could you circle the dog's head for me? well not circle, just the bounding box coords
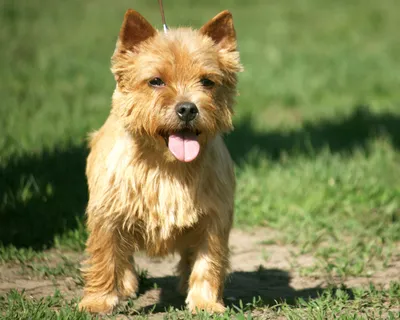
[111,10,242,162]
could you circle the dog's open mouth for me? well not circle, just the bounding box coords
[161,129,201,162]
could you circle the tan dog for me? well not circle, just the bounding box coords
[79,9,242,314]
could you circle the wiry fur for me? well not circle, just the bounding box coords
[79,9,242,314]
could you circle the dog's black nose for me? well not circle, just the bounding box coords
[175,102,198,122]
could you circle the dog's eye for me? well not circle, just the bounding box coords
[200,78,215,88]
[149,78,165,87]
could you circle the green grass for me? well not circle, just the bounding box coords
[236,138,400,277]
[1,284,399,319]
[21,254,81,280]
[1,0,400,318]
[0,290,94,320]
[279,282,400,320]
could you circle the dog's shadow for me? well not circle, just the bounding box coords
[136,268,330,313]
[0,145,88,249]
[226,105,400,164]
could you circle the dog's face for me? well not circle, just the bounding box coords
[111,10,242,162]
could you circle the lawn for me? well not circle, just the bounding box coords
[0,0,399,319]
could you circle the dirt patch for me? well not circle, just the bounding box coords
[1,228,399,315]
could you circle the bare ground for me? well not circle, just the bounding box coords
[1,228,399,316]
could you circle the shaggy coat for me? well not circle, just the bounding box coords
[79,9,242,314]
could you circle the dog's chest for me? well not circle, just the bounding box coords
[103,133,229,241]
[108,158,204,236]
[136,169,202,228]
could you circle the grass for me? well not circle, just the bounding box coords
[21,255,81,280]
[279,282,400,320]
[1,284,399,319]
[0,290,93,320]
[236,138,400,277]
[1,0,400,318]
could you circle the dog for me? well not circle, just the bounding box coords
[79,8,242,314]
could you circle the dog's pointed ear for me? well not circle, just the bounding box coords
[200,10,236,51]
[117,9,156,51]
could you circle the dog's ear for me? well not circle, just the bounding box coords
[200,10,236,51]
[117,9,156,51]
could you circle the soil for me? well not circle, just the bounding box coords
[1,228,399,317]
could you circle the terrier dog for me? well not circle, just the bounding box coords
[79,8,242,314]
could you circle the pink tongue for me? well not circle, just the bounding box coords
[168,131,200,162]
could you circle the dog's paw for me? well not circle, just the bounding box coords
[79,293,119,314]
[119,269,139,299]
[190,302,226,314]
[186,297,226,314]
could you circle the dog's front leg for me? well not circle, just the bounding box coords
[79,225,138,314]
[185,227,230,313]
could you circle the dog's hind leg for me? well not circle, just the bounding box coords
[177,248,195,296]
[117,254,139,299]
